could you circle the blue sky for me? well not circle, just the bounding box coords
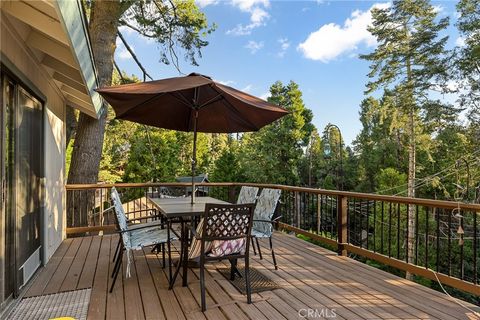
[115,0,461,146]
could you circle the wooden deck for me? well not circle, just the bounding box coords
[23,232,479,320]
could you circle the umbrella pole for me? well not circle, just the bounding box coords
[191,110,198,204]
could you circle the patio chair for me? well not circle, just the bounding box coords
[110,187,177,293]
[194,203,254,311]
[110,187,167,264]
[187,186,259,261]
[236,186,260,255]
[251,188,282,270]
[236,186,259,205]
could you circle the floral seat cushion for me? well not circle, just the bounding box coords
[209,238,246,257]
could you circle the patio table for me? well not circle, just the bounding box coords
[148,196,229,288]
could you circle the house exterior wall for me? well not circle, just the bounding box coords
[1,15,66,263]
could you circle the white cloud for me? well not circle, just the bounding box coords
[117,48,131,60]
[231,0,269,12]
[297,2,390,63]
[242,84,253,92]
[277,38,290,57]
[432,5,444,14]
[118,25,134,35]
[456,36,466,47]
[195,0,219,8]
[245,40,264,54]
[226,0,270,36]
[116,43,134,60]
[259,92,270,100]
[216,79,236,86]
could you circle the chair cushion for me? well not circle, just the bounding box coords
[252,188,281,237]
[129,227,176,250]
[237,186,259,205]
[251,228,270,238]
[209,238,246,257]
[188,219,212,260]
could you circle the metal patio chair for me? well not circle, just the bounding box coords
[109,187,177,293]
[194,203,254,311]
[250,188,282,270]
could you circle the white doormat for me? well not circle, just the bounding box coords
[6,289,91,320]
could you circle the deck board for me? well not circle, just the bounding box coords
[273,234,472,320]
[24,238,72,298]
[20,232,478,320]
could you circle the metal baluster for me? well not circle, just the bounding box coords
[381,201,384,254]
[397,203,401,259]
[415,206,419,265]
[436,208,441,273]
[474,209,478,284]
[406,204,409,263]
[448,207,452,276]
[366,199,370,250]
[388,202,392,258]
[373,200,377,253]
[425,207,429,269]
[460,211,464,280]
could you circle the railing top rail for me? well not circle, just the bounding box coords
[65,182,480,211]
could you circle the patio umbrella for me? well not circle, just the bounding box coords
[97,73,289,203]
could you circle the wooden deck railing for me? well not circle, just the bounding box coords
[65,182,479,296]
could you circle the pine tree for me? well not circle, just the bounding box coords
[239,81,314,185]
[456,0,480,122]
[361,0,450,279]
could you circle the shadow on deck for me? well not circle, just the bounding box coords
[22,232,479,320]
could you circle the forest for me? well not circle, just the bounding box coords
[67,0,480,205]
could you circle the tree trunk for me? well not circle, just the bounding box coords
[65,105,77,147]
[406,108,416,280]
[405,50,416,280]
[67,0,123,228]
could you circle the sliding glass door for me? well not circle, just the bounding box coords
[0,71,43,300]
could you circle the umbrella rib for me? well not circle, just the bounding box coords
[199,93,223,109]
[116,92,167,118]
[210,85,260,131]
[169,91,194,109]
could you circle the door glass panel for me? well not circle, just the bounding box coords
[16,87,42,276]
[2,76,15,299]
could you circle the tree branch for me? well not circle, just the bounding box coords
[117,30,154,81]
[114,60,126,83]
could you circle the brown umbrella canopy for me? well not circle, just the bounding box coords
[97,73,288,203]
[96,73,289,133]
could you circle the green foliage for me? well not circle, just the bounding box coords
[455,0,480,122]
[239,81,314,185]
[376,168,407,195]
[119,0,216,67]
[210,141,245,183]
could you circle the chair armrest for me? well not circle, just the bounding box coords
[127,214,162,222]
[253,219,275,224]
[253,215,282,224]
[116,223,163,233]
[128,220,163,230]
[126,208,156,214]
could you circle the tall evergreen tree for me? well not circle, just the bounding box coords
[239,81,314,185]
[361,0,450,278]
[455,0,480,123]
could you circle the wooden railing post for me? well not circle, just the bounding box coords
[337,195,348,256]
[228,185,236,203]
